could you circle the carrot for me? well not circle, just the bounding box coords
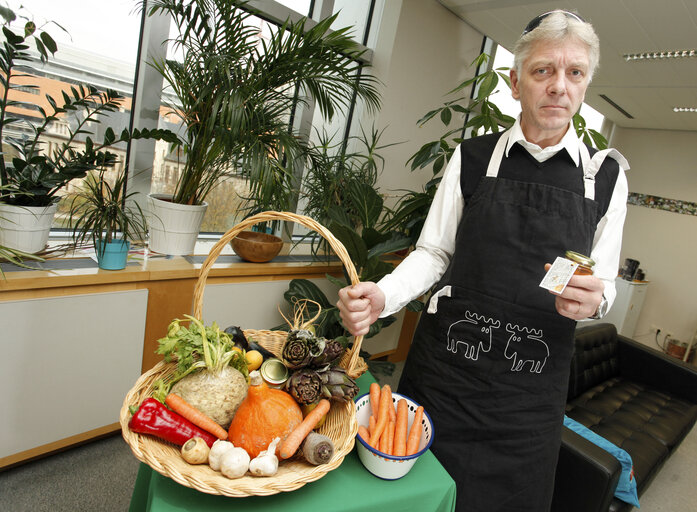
[388,400,397,423]
[367,415,377,447]
[406,405,424,456]
[369,385,392,446]
[387,420,395,455]
[280,399,331,459]
[358,425,371,443]
[393,398,408,456]
[379,423,389,453]
[165,393,228,440]
[369,382,380,420]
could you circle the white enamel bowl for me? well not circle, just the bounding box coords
[354,391,434,480]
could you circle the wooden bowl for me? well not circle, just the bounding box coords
[230,230,283,262]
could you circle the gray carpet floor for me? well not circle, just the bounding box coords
[1,361,695,511]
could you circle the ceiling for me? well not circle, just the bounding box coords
[438,0,697,132]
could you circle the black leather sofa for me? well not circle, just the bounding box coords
[551,323,697,512]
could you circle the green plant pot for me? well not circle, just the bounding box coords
[97,240,131,270]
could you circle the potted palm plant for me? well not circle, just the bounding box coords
[67,168,148,270]
[0,6,177,254]
[144,0,381,255]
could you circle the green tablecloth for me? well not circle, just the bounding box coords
[129,372,456,512]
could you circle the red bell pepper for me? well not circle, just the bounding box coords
[129,398,217,447]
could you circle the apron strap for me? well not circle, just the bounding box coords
[427,285,452,314]
[582,147,629,200]
[485,130,512,178]
[484,129,628,201]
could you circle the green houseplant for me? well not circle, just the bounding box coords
[0,6,176,254]
[67,168,148,270]
[276,128,422,341]
[143,0,381,254]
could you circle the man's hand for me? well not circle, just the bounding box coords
[544,263,605,320]
[336,282,386,336]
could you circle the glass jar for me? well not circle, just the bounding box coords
[565,251,595,275]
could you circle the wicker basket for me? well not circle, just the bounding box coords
[120,211,368,496]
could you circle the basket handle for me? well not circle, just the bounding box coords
[192,211,364,374]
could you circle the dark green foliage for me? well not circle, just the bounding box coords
[67,167,148,248]
[145,0,381,209]
[0,7,179,207]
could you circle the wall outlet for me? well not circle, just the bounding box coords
[650,324,662,333]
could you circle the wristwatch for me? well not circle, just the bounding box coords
[590,295,608,319]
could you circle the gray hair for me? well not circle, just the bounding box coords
[512,11,600,81]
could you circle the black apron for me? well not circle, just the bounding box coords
[398,131,626,512]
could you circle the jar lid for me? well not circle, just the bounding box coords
[260,358,289,385]
[565,250,595,268]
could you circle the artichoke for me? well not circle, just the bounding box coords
[317,366,359,402]
[282,332,325,369]
[286,368,323,405]
[287,329,315,342]
[311,337,347,367]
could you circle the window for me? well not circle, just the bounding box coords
[2,1,381,239]
[145,1,381,235]
[3,0,141,231]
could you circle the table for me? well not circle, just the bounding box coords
[128,373,456,512]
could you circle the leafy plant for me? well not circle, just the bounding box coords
[301,126,395,251]
[67,167,148,249]
[145,0,381,210]
[0,7,178,207]
[277,129,423,340]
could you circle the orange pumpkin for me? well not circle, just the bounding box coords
[228,371,303,458]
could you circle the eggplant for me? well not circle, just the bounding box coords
[248,341,275,360]
[224,325,249,351]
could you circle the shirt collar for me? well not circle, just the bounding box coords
[505,116,581,166]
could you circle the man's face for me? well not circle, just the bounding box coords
[510,38,591,146]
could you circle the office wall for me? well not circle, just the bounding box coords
[610,126,697,348]
[361,0,485,209]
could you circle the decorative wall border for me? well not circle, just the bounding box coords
[628,192,697,216]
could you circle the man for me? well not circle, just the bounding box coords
[337,11,628,512]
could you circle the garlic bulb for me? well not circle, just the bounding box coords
[249,437,280,477]
[220,446,251,479]
[208,439,234,471]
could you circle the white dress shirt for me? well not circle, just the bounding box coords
[378,118,629,317]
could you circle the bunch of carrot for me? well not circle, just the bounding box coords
[356,382,424,457]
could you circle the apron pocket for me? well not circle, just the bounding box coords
[420,284,575,400]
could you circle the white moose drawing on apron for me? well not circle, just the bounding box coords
[504,323,549,373]
[446,310,500,360]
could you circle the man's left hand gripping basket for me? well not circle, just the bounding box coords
[120,211,368,496]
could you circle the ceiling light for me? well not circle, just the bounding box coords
[673,107,697,113]
[623,49,697,61]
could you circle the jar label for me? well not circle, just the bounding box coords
[539,256,578,294]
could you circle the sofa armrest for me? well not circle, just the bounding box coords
[617,335,697,403]
[551,426,622,512]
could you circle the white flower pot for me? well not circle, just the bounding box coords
[148,194,208,256]
[0,202,58,254]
